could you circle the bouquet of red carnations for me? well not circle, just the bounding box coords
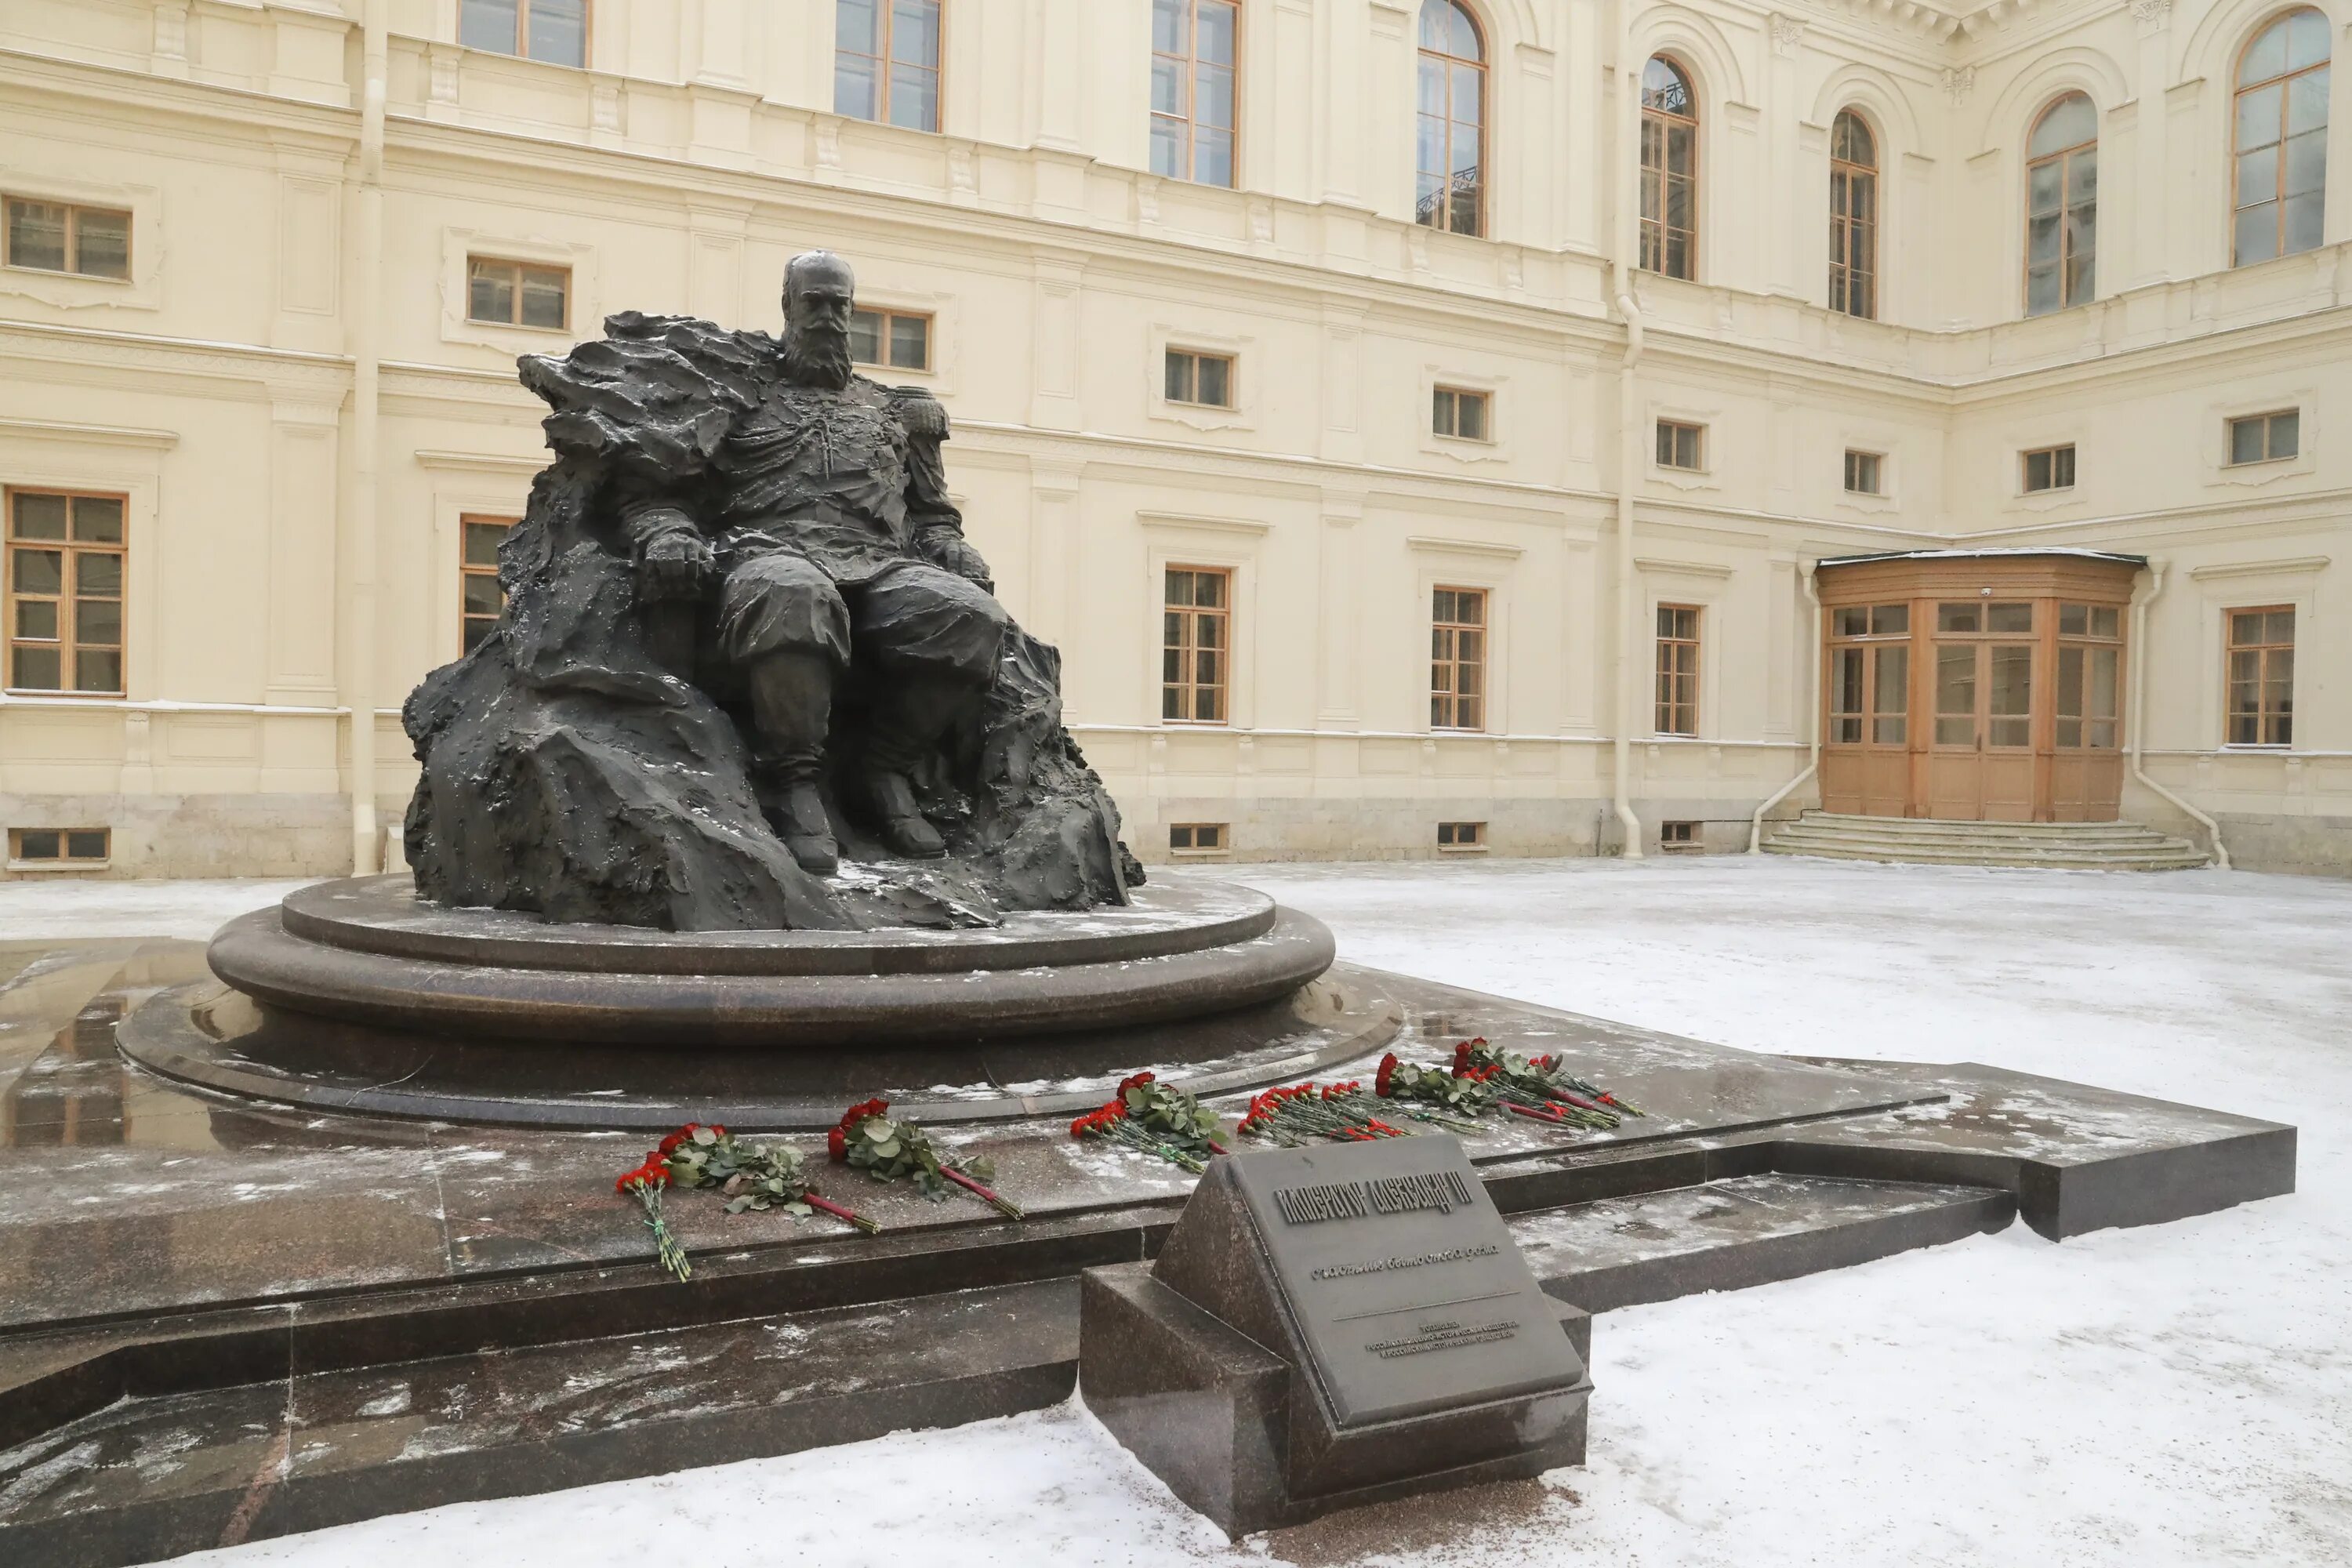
[830,1098,1023,1218]
[1237,1081,1415,1145]
[658,1121,880,1232]
[1071,1071,1225,1172]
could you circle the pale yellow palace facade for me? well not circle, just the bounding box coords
[0,0,2346,879]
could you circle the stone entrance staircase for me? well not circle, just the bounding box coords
[1760,811,2212,870]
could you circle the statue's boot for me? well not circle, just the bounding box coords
[747,651,840,876]
[861,676,968,858]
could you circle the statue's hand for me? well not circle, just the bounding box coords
[636,530,714,601]
[916,526,993,593]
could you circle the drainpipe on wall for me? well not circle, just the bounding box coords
[2129,558,2230,869]
[347,1,388,875]
[1610,17,1645,861]
[1748,561,1821,851]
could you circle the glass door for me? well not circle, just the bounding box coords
[1821,601,1911,816]
[1926,601,2037,820]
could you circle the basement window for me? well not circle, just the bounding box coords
[1661,820,1700,849]
[9,827,108,867]
[1436,820,1486,851]
[1169,822,1227,855]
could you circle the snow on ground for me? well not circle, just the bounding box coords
[21,856,2347,1566]
[0,878,316,942]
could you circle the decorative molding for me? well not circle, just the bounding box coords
[1407,535,1523,559]
[2130,0,2174,23]
[2187,555,2330,580]
[413,448,549,474]
[0,416,181,450]
[1138,510,1272,536]
[1769,16,1806,56]
[1941,66,1976,103]
[1636,556,1739,579]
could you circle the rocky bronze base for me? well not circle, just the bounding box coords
[118,874,1375,1130]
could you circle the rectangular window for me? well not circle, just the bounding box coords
[461,516,516,654]
[1827,601,1908,747]
[1432,387,1490,441]
[836,0,942,132]
[9,827,110,866]
[2227,409,2300,466]
[2227,607,2296,746]
[1656,419,1704,471]
[3,198,131,280]
[849,307,933,371]
[1168,822,1227,853]
[2021,443,2076,493]
[1430,586,1486,731]
[1436,821,1486,850]
[7,489,125,695]
[1150,0,1238,188]
[1165,349,1234,408]
[1655,604,1700,736]
[1660,820,1700,848]
[459,0,588,67]
[1162,566,1230,723]
[466,257,570,330]
[1843,449,1883,495]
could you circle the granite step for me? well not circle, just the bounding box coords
[1762,811,2209,870]
[0,1173,2010,1566]
[1509,1171,2016,1313]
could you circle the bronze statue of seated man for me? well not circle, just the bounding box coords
[612,251,1005,874]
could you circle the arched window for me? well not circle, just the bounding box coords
[1639,56,1697,279]
[1829,110,1878,318]
[2234,9,2331,266]
[1416,1,1486,237]
[2024,93,2096,316]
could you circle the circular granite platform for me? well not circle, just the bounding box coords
[118,874,1395,1131]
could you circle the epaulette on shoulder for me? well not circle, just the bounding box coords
[886,383,950,440]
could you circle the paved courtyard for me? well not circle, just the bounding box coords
[3,855,2346,1566]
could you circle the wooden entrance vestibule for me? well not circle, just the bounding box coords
[1815,550,2145,822]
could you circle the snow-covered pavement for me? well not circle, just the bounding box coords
[14,857,2347,1566]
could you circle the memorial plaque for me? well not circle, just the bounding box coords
[1226,1136,1581,1427]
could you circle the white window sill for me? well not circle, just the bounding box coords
[7,860,109,873]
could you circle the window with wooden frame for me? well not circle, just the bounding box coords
[1164,348,1233,408]
[9,828,108,866]
[466,257,569,330]
[1432,386,1489,441]
[461,516,516,654]
[2024,93,2097,316]
[2021,443,2075,493]
[1436,820,1486,850]
[1162,566,1231,724]
[1414,0,1486,237]
[3,198,130,281]
[1430,586,1486,731]
[2233,9,2330,267]
[2227,606,2295,746]
[2056,602,2122,750]
[1150,0,1238,188]
[1656,419,1703,471]
[1844,449,1884,495]
[1655,604,1700,736]
[849,307,932,372]
[459,0,589,67]
[2228,408,2300,466]
[1639,56,1699,279]
[6,490,124,695]
[1828,110,1878,319]
[1168,822,1227,853]
[1827,602,1909,746]
[1660,820,1700,848]
[836,0,942,133]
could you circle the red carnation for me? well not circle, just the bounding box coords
[658,1127,691,1157]
[1452,1040,1472,1074]
[1375,1053,1399,1097]
[1118,1071,1156,1094]
[828,1126,848,1162]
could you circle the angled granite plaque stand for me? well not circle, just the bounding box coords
[1079,1138,1592,1534]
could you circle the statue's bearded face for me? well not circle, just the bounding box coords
[782,258,856,390]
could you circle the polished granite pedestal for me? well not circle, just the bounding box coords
[0,934,2297,1567]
